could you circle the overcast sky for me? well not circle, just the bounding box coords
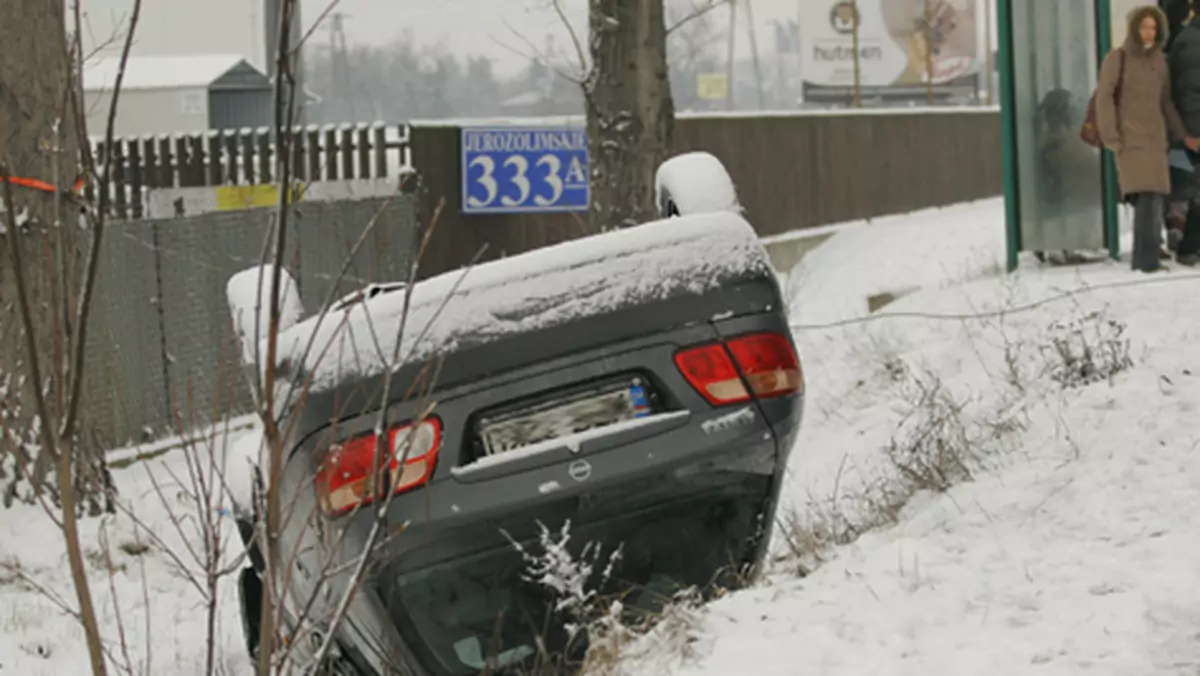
[78,0,999,81]
[304,0,816,76]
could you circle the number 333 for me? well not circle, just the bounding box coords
[467,154,579,208]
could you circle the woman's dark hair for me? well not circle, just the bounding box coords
[1165,1,1188,51]
[1168,0,1190,24]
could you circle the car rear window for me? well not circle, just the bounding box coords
[380,544,583,675]
[376,480,770,674]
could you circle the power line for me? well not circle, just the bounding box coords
[788,270,1200,332]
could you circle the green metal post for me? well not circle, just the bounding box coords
[1096,0,1120,260]
[998,0,1021,272]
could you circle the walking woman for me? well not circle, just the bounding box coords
[1096,5,1197,272]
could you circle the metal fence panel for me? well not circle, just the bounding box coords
[84,195,418,446]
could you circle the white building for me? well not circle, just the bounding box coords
[83,54,272,137]
[73,0,306,126]
[74,0,297,76]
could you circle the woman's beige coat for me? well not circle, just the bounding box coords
[1096,5,1189,196]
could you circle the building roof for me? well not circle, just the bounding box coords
[83,54,261,92]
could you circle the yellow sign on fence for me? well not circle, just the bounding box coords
[214,184,302,211]
[696,73,729,100]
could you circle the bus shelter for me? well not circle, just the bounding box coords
[998,0,1119,271]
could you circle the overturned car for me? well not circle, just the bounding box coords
[227,158,802,675]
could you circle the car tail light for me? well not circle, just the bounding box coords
[674,332,803,406]
[724,332,804,399]
[316,417,442,516]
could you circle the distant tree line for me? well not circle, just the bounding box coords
[304,7,732,125]
[304,30,584,124]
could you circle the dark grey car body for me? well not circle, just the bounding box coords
[235,217,804,676]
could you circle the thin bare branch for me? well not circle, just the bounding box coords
[668,0,730,36]
[98,521,137,676]
[61,0,143,442]
[12,450,65,529]
[0,560,128,670]
[275,179,410,416]
[1,164,107,675]
[113,490,207,599]
[550,0,589,76]
[492,22,584,85]
[295,0,343,54]
[258,0,301,670]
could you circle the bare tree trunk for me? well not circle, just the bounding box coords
[586,0,676,230]
[0,0,141,671]
[0,0,102,508]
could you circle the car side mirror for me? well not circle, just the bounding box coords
[226,265,305,367]
[654,151,741,219]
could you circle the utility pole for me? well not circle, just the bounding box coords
[924,0,935,105]
[851,0,862,107]
[329,12,357,121]
[726,0,737,110]
[744,0,766,109]
[985,0,994,106]
[773,20,788,108]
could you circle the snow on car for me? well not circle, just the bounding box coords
[655,151,742,218]
[225,206,804,675]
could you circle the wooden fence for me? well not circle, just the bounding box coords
[407,109,1003,279]
[87,122,412,219]
[91,111,1002,279]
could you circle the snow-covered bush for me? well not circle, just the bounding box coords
[1038,309,1133,388]
[503,520,707,674]
[505,520,623,635]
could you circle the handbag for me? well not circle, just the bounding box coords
[1080,48,1126,148]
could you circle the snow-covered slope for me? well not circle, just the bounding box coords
[6,198,1198,675]
[625,200,1200,675]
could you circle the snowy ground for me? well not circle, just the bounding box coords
[4,197,1200,675]
[0,426,255,675]
[626,199,1200,674]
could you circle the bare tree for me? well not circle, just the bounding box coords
[509,1,734,229]
[0,0,144,672]
[0,0,78,499]
[584,0,676,230]
[667,2,727,111]
[0,0,80,201]
[0,0,118,511]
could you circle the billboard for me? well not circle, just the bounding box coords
[800,0,982,99]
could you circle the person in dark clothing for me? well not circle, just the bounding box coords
[1163,0,1194,255]
[1167,0,1200,264]
[1166,0,1191,52]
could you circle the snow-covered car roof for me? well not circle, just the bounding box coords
[269,210,772,391]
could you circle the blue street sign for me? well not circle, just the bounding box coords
[460,126,589,214]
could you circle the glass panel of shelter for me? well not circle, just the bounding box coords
[1011,0,1106,253]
